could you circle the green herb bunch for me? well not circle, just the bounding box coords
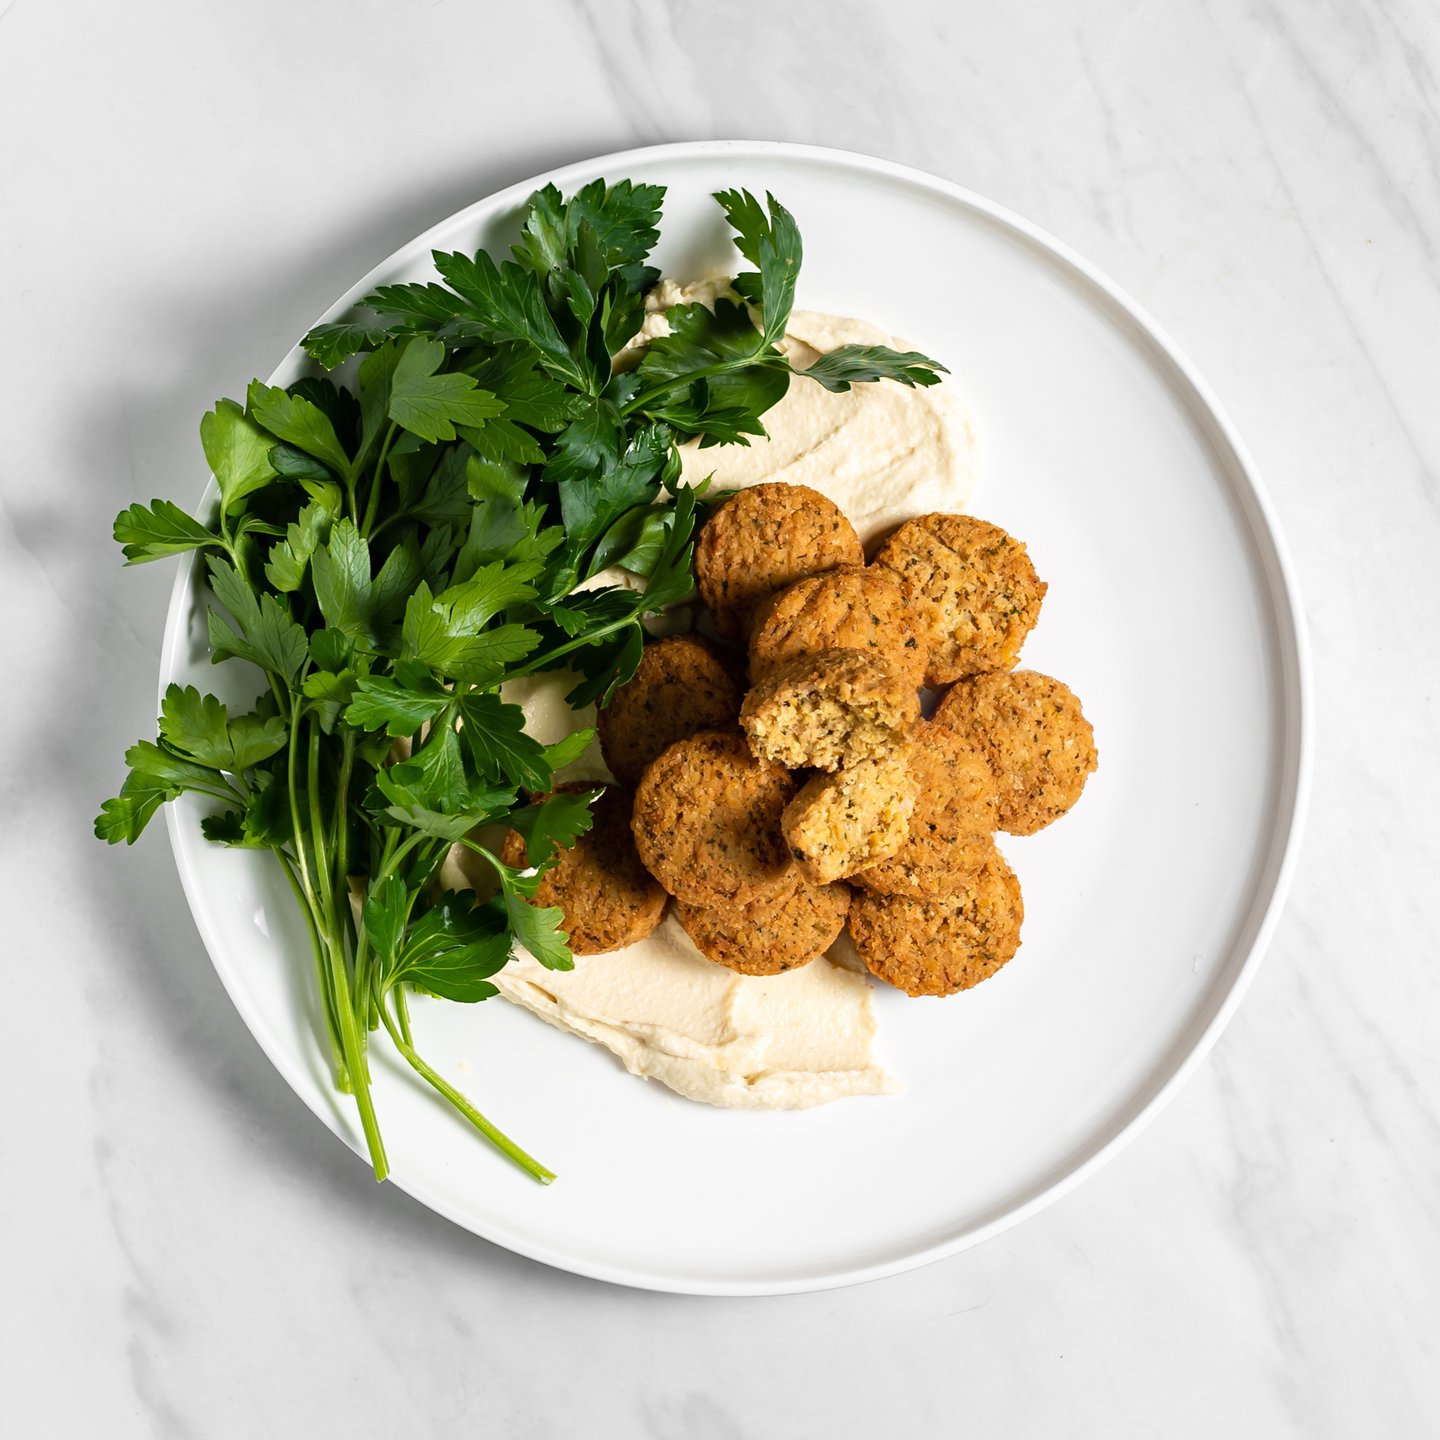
[97,182,945,1184]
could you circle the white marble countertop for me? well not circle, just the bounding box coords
[2,0,1437,1433]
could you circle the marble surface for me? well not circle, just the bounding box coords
[2,0,1437,1433]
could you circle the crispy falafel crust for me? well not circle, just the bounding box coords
[873,513,1046,686]
[852,723,998,897]
[849,847,1024,996]
[675,868,852,975]
[598,635,743,788]
[935,669,1098,835]
[499,784,668,955]
[630,729,798,907]
[694,482,864,640]
[747,564,925,685]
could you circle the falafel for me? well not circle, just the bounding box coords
[934,669,1098,835]
[849,846,1024,996]
[675,867,851,975]
[740,647,920,772]
[630,730,798,907]
[852,724,998,897]
[747,564,925,686]
[598,634,743,788]
[781,749,918,884]
[694,482,864,640]
[873,513,1046,685]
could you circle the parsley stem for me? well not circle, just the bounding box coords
[306,721,330,919]
[378,999,553,1185]
[332,730,355,897]
[374,828,432,886]
[503,614,648,682]
[353,828,399,1033]
[283,698,384,1173]
[284,710,351,1089]
[188,782,250,806]
[360,422,398,535]
[394,984,414,1048]
[324,921,389,1181]
[285,697,322,942]
[617,352,778,416]
[277,850,346,1086]
[306,719,371,1098]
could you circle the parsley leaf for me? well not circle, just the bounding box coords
[714,188,802,348]
[371,742,516,840]
[456,691,551,792]
[540,727,597,773]
[388,337,506,443]
[568,178,665,268]
[113,499,221,565]
[366,281,475,328]
[311,519,373,641]
[204,555,308,685]
[248,381,356,481]
[373,889,512,1003]
[264,496,338,593]
[438,558,542,628]
[588,504,672,577]
[802,344,948,392]
[541,397,623,485]
[489,857,573,972]
[158,684,288,772]
[465,345,581,433]
[633,299,790,445]
[400,582,540,683]
[432,248,596,393]
[95,769,181,844]
[201,398,278,512]
[557,422,668,553]
[302,320,397,370]
[345,660,451,737]
[200,770,294,849]
[505,788,599,867]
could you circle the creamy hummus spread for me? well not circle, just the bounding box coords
[491,919,895,1109]
[463,284,982,1110]
[630,278,982,543]
[680,309,979,542]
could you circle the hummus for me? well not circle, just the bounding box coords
[491,918,896,1109]
[464,289,982,1110]
[680,309,980,544]
[629,279,982,544]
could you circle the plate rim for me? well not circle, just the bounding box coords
[160,138,1314,1296]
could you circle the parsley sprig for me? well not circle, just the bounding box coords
[98,183,945,1184]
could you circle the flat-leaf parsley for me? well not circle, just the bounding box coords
[98,183,945,1184]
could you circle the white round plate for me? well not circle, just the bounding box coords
[162,141,1310,1295]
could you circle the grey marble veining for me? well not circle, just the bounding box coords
[3,0,1439,1435]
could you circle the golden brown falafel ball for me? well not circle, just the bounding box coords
[848,846,1024,996]
[747,564,925,686]
[694,482,865,640]
[499,784,668,955]
[740,648,919,772]
[852,724,998,897]
[597,635,744,788]
[873,513,1046,685]
[781,749,918,885]
[934,669,1098,836]
[630,730,798,907]
[675,868,851,976]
